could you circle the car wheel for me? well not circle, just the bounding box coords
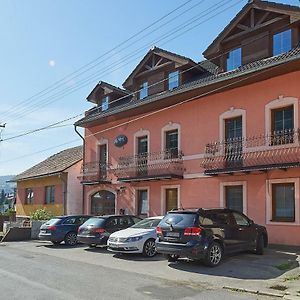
[204,241,223,267]
[52,241,61,245]
[64,232,77,246]
[254,235,264,255]
[143,239,156,257]
[167,254,179,262]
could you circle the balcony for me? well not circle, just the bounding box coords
[201,129,300,176]
[115,149,184,182]
[79,162,112,185]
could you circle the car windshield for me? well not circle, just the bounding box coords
[161,213,197,227]
[44,218,62,226]
[82,217,106,227]
[131,218,161,229]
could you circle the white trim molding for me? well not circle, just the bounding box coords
[160,184,181,215]
[266,178,300,226]
[220,181,247,215]
[265,96,299,137]
[133,129,150,156]
[219,108,246,143]
[135,186,150,216]
[161,122,181,152]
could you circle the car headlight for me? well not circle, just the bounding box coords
[125,236,144,242]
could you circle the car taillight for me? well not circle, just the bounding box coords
[48,225,56,231]
[156,226,162,234]
[184,227,202,236]
[92,228,105,234]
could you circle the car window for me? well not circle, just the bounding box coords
[131,218,162,229]
[63,217,77,225]
[44,218,62,226]
[106,217,119,228]
[132,217,142,224]
[119,216,132,227]
[76,217,89,225]
[83,217,106,227]
[232,212,249,226]
[201,212,231,226]
[161,213,197,227]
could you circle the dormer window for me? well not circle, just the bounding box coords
[168,71,179,90]
[227,47,242,71]
[101,96,109,111]
[273,29,292,56]
[139,82,148,100]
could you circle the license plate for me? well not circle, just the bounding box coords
[40,230,46,234]
[165,232,180,238]
[109,243,118,248]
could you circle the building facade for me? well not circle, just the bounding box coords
[14,146,83,216]
[75,1,300,245]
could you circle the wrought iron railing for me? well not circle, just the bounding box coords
[115,149,184,180]
[202,129,300,173]
[80,161,111,182]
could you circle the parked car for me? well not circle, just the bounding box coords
[39,215,92,246]
[77,215,142,247]
[155,208,268,267]
[107,216,163,257]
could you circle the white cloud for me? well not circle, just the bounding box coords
[48,60,56,67]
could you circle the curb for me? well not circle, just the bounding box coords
[223,286,284,298]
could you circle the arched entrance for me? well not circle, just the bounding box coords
[91,190,115,215]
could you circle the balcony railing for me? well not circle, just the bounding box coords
[115,149,184,182]
[201,129,300,175]
[79,162,112,184]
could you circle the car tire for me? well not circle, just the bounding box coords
[64,232,77,246]
[254,235,264,255]
[204,241,223,267]
[167,254,179,262]
[143,239,157,257]
[52,241,61,245]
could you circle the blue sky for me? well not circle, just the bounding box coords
[0,0,298,175]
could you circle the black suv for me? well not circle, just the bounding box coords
[155,208,268,267]
[77,215,142,247]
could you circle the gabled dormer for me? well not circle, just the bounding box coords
[123,47,206,99]
[86,81,130,112]
[203,0,300,71]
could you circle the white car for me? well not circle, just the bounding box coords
[107,216,163,257]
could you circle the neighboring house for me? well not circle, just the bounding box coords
[13,146,83,217]
[75,1,300,245]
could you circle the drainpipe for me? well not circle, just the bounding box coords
[59,173,67,215]
[74,125,85,214]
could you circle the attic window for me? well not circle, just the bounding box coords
[101,96,109,111]
[227,47,242,71]
[168,71,179,90]
[273,29,292,56]
[139,82,148,100]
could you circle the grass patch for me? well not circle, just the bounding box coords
[275,261,294,271]
[284,274,300,282]
[269,285,288,291]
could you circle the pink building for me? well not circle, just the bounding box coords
[75,1,300,245]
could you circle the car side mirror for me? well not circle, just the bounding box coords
[249,219,254,226]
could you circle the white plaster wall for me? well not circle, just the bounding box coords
[65,160,83,215]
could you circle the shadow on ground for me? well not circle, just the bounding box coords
[168,248,299,280]
[113,253,166,262]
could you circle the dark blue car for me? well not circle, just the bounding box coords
[39,215,92,246]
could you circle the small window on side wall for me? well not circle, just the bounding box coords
[45,186,55,204]
[139,82,148,100]
[25,188,34,204]
[227,48,242,71]
[168,71,179,90]
[101,96,109,111]
[165,129,179,158]
[273,29,292,56]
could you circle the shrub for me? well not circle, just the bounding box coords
[31,208,53,221]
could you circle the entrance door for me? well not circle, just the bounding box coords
[99,144,107,179]
[137,136,148,176]
[165,188,178,212]
[91,190,115,215]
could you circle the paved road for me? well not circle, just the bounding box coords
[0,242,279,300]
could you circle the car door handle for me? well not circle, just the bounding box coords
[238,228,244,231]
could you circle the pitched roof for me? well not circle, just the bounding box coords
[75,46,300,127]
[122,46,201,88]
[203,0,300,58]
[13,146,83,181]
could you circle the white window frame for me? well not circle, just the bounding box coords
[135,186,150,216]
[266,178,300,226]
[220,181,247,215]
[161,122,181,153]
[133,129,150,156]
[161,185,180,215]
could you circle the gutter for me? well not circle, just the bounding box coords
[74,125,86,214]
[59,173,68,215]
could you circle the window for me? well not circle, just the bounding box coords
[232,212,249,226]
[63,217,77,225]
[165,188,178,212]
[201,212,232,225]
[225,185,243,213]
[165,129,178,158]
[271,105,294,145]
[45,186,55,204]
[101,96,109,111]
[227,47,242,71]
[25,188,34,204]
[273,29,292,56]
[99,144,107,178]
[119,216,133,227]
[272,183,295,222]
[168,71,179,90]
[137,189,148,215]
[139,82,148,100]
